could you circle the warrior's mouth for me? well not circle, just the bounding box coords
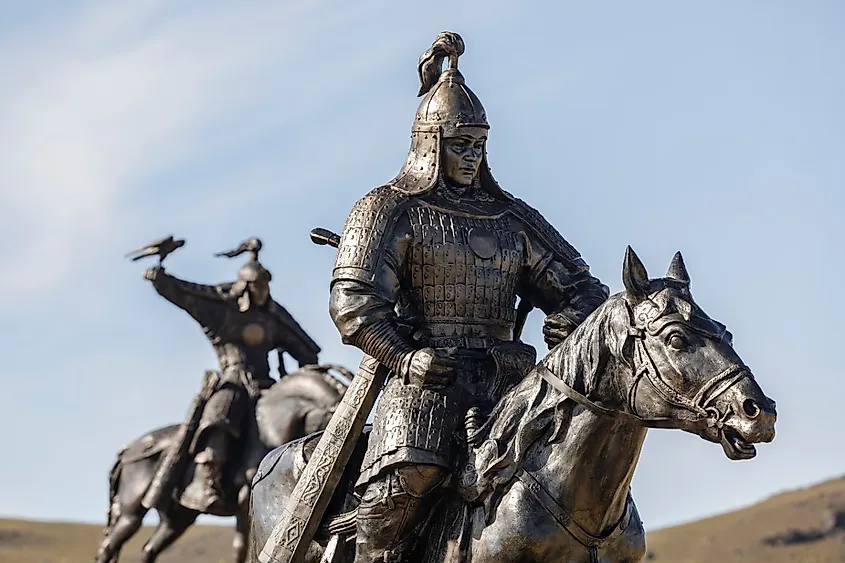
[720,427,757,460]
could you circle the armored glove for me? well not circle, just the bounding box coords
[542,311,579,349]
[349,320,456,388]
[399,347,457,388]
[143,265,163,281]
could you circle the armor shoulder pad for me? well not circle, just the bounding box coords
[332,185,411,284]
[506,194,590,273]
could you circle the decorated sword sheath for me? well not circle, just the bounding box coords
[258,355,388,563]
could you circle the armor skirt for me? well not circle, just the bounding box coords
[357,342,536,490]
[191,380,249,452]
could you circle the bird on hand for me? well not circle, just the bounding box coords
[125,235,185,265]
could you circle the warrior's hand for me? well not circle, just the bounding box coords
[401,347,457,388]
[143,266,163,281]
[543,312,578,349]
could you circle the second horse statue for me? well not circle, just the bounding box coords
[96,237,351,563]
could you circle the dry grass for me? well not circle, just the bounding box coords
[3,476,845,562]
[646,476,845,562]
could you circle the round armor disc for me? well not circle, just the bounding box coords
[242,323,266,346]
[468,227,498,260]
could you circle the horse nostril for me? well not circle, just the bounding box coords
[743,399,761,419]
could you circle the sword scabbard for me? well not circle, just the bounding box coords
[258,355,388,563]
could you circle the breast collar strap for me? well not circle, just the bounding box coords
[516,466,632,559]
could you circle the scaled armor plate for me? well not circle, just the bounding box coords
[405,203,522,340]
[332,185,412,284]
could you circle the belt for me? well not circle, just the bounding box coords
[427,335,499,349]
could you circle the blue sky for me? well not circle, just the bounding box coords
[1,0,843,532]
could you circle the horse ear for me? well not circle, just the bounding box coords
[622,246,649,301]
[666,251,690,284]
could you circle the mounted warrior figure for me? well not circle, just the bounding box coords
[254,31,609,563]
[139,236,321,513]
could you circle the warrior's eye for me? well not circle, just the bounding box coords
[668,333,687,350]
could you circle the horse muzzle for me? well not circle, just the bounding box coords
[707,376,777,461]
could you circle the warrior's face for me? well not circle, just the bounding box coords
[248,280,270,307]
[441,127,487,187]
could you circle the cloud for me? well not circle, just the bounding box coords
[0,0,372,310]
[0,0,523,314]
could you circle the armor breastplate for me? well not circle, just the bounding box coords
[405,202,523,342]
[213,309,277,379]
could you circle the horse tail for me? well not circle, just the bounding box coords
[105,445,126,531]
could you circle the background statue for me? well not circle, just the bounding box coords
[96,364,350,563]
[95,236,338,563]
[143,235,321,511]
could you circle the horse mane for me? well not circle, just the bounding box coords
[474,295,632,482]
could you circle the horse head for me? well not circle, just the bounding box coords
[607,246,777,460]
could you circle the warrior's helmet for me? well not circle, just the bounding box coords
[390,31,505,198]
[215,237,272,310]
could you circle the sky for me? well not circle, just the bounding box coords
[0,0,843,533]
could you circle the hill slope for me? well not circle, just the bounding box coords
[2,476,845,562]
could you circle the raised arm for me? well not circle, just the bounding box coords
[144,266,227,331]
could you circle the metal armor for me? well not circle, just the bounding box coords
[147,267,320,510]
[326,31,609,562]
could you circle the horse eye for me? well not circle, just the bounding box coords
[668,334,686,350]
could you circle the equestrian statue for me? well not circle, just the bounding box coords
[96,236,350,563]
[248,32,778,563]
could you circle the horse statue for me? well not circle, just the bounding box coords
[247,248,777,563]
[95,363,351,563]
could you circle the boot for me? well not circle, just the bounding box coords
[195,450,224,505]
[180,439,228,512]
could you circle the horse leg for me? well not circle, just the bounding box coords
[233,509,251,563]
[95,507,146,563]
[95,455,157,563]
[138,505,198,563]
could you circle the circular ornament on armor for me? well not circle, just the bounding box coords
[242,323,266,346]
[468,227,498,260]
[459,463,479,488]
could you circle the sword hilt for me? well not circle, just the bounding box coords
[310,228,340,249]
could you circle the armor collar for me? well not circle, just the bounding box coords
[418,179,511,218]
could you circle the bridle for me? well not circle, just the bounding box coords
[536,307,755,432]
[523,304,756,560]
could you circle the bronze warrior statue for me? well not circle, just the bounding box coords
[250,31,778,563]
[96,237,353,563]
[141,236,321,511]
[326,32,609,562]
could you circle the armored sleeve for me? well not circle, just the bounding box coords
[511,199,610,326]
[329,187,417,374]
[269,301,321,367]
[149,269,227,333]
